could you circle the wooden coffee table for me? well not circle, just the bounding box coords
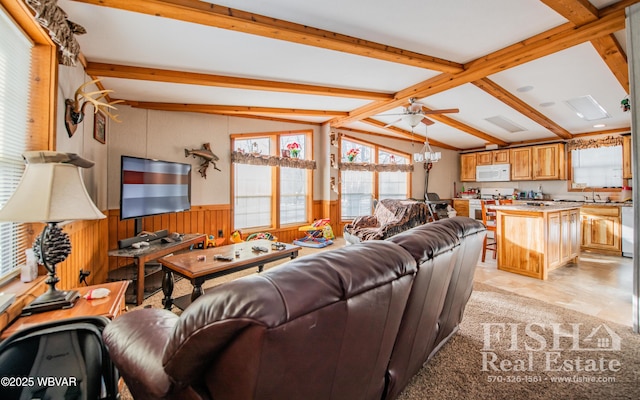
[159,240,300,310]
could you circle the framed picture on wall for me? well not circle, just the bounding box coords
[93,111,106,144]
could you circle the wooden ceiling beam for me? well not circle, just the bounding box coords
[539,0,599,24]
[420,113,510,147]
[331,8,626,127]
[123,101,346,116]
[472,78,572,139]
[85,62,393,100]
[333,127,426,146]
[214,113,323,126]
[590,35,629,92]
[70,0,463,73]
[361,118,459,150]
[542,0,629,92]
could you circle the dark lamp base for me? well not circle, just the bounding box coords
[21,289,80,316]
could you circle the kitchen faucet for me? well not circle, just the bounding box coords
[582,186,595,202]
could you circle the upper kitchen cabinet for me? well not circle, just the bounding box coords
[532,143,565,180]
[476,151,493,165]
[623,135,632,179]
[460,153,477,182]
[510,147,532,181]
[476,150,509,165]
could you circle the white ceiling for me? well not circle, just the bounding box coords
[57,0,634,150]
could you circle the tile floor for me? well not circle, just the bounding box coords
[474,251,634,326]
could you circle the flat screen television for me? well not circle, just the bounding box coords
[120,155,192,221]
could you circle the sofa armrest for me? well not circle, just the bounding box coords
[103,308,180,400]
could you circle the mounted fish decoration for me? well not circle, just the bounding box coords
[185,143,220,178]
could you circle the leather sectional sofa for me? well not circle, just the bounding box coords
[103,216,485,400]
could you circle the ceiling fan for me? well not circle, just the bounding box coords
[379,98,459,128]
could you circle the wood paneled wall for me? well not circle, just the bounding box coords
[107,204,232,271]
[44,201,344,286]
[30,218,110,290]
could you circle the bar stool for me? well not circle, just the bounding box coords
[481,200,498,261]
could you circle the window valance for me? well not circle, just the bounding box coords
[231,151,316,170]
[566,136,624,151]
[338,162,414,173]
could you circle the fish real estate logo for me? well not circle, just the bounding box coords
[481,323,622,375]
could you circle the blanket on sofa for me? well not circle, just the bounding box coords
[344,199,429,242]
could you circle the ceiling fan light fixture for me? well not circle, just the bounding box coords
[406,114,424,128]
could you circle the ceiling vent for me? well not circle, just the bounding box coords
[485,116,526,133]
[564,95,610,121]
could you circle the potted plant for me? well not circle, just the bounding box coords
[346,148,359,162]
[287,142,301,158]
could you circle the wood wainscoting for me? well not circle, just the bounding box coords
[37,218,110,290]
[107,200,341,274]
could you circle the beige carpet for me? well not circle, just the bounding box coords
[119,242,640,399]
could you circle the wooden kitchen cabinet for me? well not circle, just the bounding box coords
[452,199,469,218]
[532,143,565,180]
[493,149,509,164]
[510,147,532,180]
[476,151,493,165]
[580,205,621,255]
[476,150,509,166]
[496,205,580,280]
[460,153,476,182]
[623,135,632,179]
[561,209,580,264]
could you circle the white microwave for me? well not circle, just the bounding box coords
[476,164,510,182]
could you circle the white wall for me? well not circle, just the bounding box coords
[107,106,323,209]
[55,65,109,211]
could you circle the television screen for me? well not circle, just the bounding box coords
[120,155,191,220]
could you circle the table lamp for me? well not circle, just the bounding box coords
[0,151,106,315]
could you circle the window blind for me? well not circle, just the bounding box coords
[0,7,33,281]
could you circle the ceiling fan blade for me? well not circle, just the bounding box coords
[421,108,460,115]
[384,117,403,127]
[422,117,435,125]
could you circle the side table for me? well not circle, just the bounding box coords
[1,281,129,340]
[108,234,206,305]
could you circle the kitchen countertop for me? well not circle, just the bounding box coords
[491,203,582,212]
[453,198,632,207]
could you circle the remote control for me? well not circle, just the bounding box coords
[252,246,269,253]
[214,255,234,261]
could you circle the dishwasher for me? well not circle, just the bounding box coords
[622,206,633,258]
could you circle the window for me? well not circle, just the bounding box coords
[570,145,623,189]
[233,131,312,230]
[378,150,409,199]
[340,138,411,220]
[280,134,308,224]
[341,140,374,219]
[0,7,32,282]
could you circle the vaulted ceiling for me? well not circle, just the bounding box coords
[59,0,637,151]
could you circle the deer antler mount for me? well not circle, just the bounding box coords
[65,78,123,137]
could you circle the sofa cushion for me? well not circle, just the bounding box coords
[386,223,459,262]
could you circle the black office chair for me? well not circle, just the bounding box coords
[0,316,119,400]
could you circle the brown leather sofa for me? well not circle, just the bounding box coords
[384,217,486,399]
[103,217,485,400]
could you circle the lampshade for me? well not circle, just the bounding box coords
[0,153,105,223]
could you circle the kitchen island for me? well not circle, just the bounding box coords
[492,203,581,280]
